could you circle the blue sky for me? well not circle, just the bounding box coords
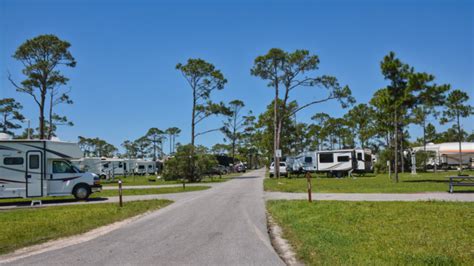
[0,0,473,152]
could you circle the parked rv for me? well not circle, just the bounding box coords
[134,159,156,175]
[412,142,474,169]
[286,148,374,177]
[0,136,101,200]
[72,157,131,179]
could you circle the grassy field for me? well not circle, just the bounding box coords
[264,171,474,193]
[0,186,210,205]
[101,172,239,186]
[267,200,474,265]
[0,200,171,255]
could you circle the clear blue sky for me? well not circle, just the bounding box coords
[1,0,473,152]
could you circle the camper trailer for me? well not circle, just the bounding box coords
[72,157,129,178]
[0,136,101,200]
[286,148,373,177]
[134,159,156,175]
[317,149,357,177]
[354,148,374,173]
[412,142,474,169]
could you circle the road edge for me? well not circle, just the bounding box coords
[266,211,303,266]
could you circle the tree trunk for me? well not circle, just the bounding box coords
[274,82,280,178]
[400,128,404,173]
[153,136,157,161]
[169,134,172,155]
[190,85,196,181]
[394,111,399,182]
[422,109,427,171]
[47,91,53,140]
[457,112,463,172]
[232,111,237,166]
[39,79,48,140]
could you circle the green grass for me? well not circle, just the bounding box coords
[0,186,210,205]
[102,173,238,186]
[264,171,474,193]
[0,199,171,255]
[267,200,474,265]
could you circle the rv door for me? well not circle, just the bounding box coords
[26,151,43,197]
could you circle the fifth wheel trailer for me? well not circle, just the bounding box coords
[0,136,101,200]
[287,148,373,177]
[412,142,474,169]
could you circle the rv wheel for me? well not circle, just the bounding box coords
[73,184,91,200]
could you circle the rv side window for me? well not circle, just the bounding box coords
[4,157,24,165]
[319,154,334,163]
[357,153,363,160]
[53,161,76,173]
[103,163,109,168]
[29,155,40,169]
[304,157,312,163]
[148,165,153,168]
[337,156,350,162]
[138,165,145,169]
[119,162,123,168]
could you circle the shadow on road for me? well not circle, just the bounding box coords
[233,175,260,179]
[0,197,109,208]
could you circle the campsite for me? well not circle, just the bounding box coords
[0,1,473,265]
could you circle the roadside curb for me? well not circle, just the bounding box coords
[266,212,303,266]
[0,203,173,264]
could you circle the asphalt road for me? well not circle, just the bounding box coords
[6,169,284,266]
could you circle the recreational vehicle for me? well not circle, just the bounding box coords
[72,157,130,178]
[0,136,101,200]
[412,142,474,169]
[354,148,374,173]
[134,159,156,175]
[317,149,357,177]
[286,148,373,177]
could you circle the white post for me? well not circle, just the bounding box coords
[387,160,391,180]
[411,150,417,175]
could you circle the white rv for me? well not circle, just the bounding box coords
[134,159,156,175]
[72,157,128,178]
[412,142,474,169]
[317,149,357,177]
[354,148,374,173]
[286,148,373,177]
[0,137,101,200]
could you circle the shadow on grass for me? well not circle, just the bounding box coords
[0,197,108,208]
[403,179,450,183]
[447,190,474,193]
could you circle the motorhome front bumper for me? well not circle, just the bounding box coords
[91,184,102,192]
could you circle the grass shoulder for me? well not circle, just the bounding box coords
[0,199,171,255]
[264,171,474,193]
[267,200,474,265]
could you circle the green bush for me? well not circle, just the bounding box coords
[163,144,218,182]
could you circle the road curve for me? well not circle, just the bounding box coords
[6,169,284,266]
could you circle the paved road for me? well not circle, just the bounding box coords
[4,169,284,266]
[265,191,474,202]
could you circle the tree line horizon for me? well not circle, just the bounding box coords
[2,34,473,181]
